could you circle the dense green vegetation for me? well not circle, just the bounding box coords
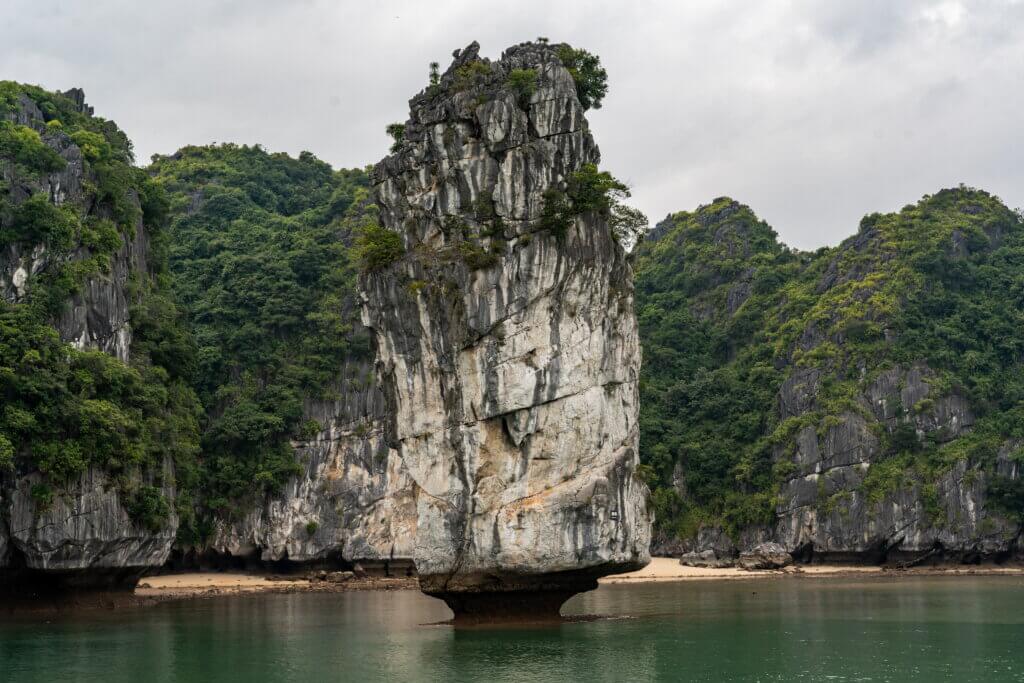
[2,88,381,539]
[634,188,1024,541]
[0,83,200,529]
[355,223,404,272]
[149,144,375,533]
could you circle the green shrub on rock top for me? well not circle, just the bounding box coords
[537,163,647,241]
[385,123,405,153]
[126,485,173,532]
[453,60,492,91]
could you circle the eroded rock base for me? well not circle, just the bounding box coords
[430,587,591,624]
[421,564,644,623]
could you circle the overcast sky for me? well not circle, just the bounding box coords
[2,1,1022,249]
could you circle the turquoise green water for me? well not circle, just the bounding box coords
[2,576,1024,681]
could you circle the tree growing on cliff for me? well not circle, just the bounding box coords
[556,45,608,110]
[538,163,647,243]
[385,122,405,153]
[355,223,405,272]
[506,68,538,108]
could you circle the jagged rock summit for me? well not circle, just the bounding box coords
[360,41,652,619]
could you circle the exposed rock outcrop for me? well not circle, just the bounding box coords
[1,92,142,361]
[206,354,417,573]
[360,41,651,618]
[772,363,1019,563]
[737,542,792,570]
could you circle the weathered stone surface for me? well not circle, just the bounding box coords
[683,287,1021,564]
[1,94,143,363]
[360,41,651,617]
[769,363,1019,563]
[7,466,177,572]
[207,358,417,568]
[679,550,734,569]
[737,542,792,570]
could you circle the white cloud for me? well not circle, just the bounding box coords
[921,1,967,27]
[1,0,1021,249]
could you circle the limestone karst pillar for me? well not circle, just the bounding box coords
[360,41,651,621]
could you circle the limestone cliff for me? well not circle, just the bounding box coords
[0,87,182,592]
[205,353,417,572]
[1,90,138,361]
[360,41,651,616]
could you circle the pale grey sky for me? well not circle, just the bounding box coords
[2,0,1022,249]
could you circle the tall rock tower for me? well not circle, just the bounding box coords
[360,41,651,620]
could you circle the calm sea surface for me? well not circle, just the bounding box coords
[2,575,1023,682]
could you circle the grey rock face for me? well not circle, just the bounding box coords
[1,94,143,362]
[0,90,175,587]
[7,466,177,572]
[684,350,1021,565]
[208,354,417,569]
[737,542,792,570]
[360,41,651,615]
[771,363,1019,562]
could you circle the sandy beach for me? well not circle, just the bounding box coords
[598,558,880,583]
[135,572,418,601]
[599,557,1024,584]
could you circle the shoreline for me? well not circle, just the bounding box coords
[599,557,1024,584]
[0,573,419,615]
[7,558,1023,613]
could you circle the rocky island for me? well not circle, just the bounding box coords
[360,41,652,618]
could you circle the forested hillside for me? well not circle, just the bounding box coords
[148,145,376,540]
[635,189,1024,561]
